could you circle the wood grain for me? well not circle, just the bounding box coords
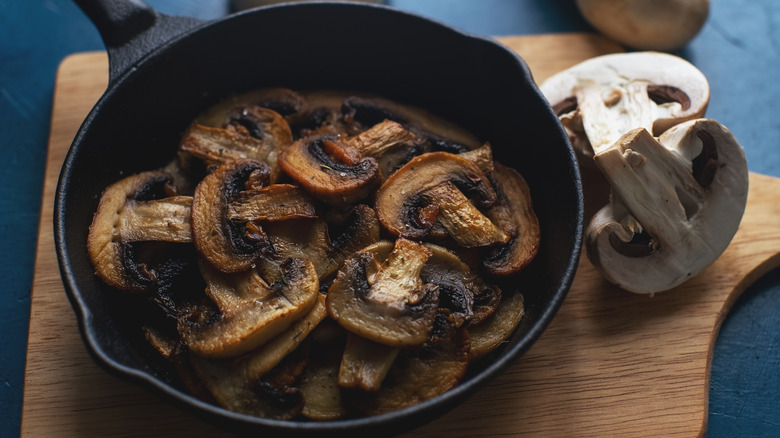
[21,33,780,437]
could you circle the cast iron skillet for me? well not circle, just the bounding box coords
[55,0,584,436]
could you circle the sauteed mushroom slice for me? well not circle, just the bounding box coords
[297,319,350,420]
[468,290,525,361]
[258,204,381,281]
[179,257,319,358]
[279,133,382,206]
[197,87,309,126]
[181,105,292,182]
[87,171,193,292]
[192,159,273,273]
[423,182,510,248]
[326,238,440,347]
[190,294,327,418]
[341,95,481,153]
[190,293,327,384]
[192,356,306,420]
[586,119,748,294]
[346,328,470,416]
[346,119,423,179]
[422,243,502,328]
[459,142,495,175]
[375,152,500,242]
[482,163,541,277]
[338,333,401,392]
[540,52,710,160]
[227,184,317,222]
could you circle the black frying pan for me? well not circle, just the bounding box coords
[55,0,584,436]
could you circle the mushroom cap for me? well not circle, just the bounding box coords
[540,51,709,159]
[585,118,748,294]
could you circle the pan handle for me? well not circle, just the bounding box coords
[73,0,204,84]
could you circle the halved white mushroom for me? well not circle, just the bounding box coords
[540,52,710,161]
[585,118,748,294]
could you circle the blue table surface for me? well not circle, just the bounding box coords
[1,1,778,437]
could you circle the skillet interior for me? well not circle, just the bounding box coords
[55,3,583,436]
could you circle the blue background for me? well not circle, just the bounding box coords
[1,1,778,437]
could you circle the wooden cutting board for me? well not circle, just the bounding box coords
[21,33,780,437]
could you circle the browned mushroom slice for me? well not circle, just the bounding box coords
[341,95,482,153]
[422,243,502,327]
[346,119,423,179]
[255,204,381,282]
[374,152,499,241]
[422,181,510,248]
[294,90,360,138]
[321,204,382,278]
[179,257,319,358]
[180,105,292,183]
[346,328,470,416]
[364,240,501,328]
[192,159,273,273]
[326,238,440,347]
[190,293,327,417]
[482,163,541,277]
[458,142,495,175]
[192,366,304,420]
[298,319,350,420]
[87,171,193,291]
[197,88,309,127]
[278,133,381,206]
[227,184,317,222]
[338,333,401,392]
[468,290,525,361]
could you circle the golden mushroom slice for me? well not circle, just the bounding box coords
[196,87,309,127]
[257,203,381,281]
[586,118,748,294]
[278,133,382,206]
[374,151,505,246]
[191,159,275,273]
[341,95,482,153]
[482,163,541,277]
[227,184,318,222]
[180,105,293,183]
[87,171,193,291]
[338,333,401,393]
[179,257,320,358]
[346,119,423,179]
[326,238,440,347]
[468,291,525,361]
[345,328,470,416]
[540,51,710,160]
[189,296,328,420]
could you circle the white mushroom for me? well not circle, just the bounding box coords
[540,52,709,162]
[575,0,709,51]
[585,118,748,294]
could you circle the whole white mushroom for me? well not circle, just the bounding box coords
[575,0,710,51]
